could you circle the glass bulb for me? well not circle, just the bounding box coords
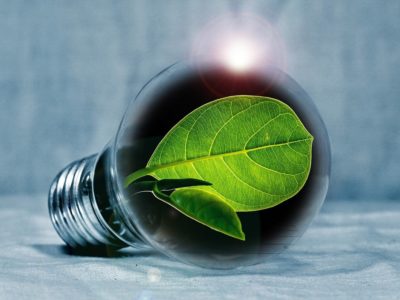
[48,61,330,269]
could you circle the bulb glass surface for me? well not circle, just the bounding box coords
[110,61,330,269]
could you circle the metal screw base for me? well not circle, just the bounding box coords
[48,155,126,248]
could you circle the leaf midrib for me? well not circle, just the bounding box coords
[126,137,313,184]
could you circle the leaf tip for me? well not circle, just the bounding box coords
[229,225,246,241]
[236,231,246,241]
[186,179,213,186]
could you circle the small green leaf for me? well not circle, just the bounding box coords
[129,177,211,193]
[156,178,212,191]
[127,177,244,240]
[129,180,157,193]
[153,186,245,241]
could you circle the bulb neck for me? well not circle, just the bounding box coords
[48,155,130,248]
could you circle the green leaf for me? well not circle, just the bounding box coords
[156,178,212,191]
[153,186,245,241]
[127,177,244,239]
[125,95,313,212]
[129,177,211,193]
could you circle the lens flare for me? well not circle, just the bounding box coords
[190,13,286,74]
[222,38,259,72]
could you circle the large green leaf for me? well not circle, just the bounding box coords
[125,95,313,212]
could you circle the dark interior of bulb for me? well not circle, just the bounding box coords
[114,64,329,268]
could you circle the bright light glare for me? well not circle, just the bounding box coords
[191,13,285,75]
[223,39,258,72]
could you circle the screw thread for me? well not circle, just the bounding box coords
[48,155,126,248]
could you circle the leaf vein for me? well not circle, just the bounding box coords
[244,152,307,177]
[221,157,290,197]
[147,138,313,174]
[208,101,268,155]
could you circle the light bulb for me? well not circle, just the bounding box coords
[48,61,330,269]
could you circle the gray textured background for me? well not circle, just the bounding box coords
[0,0,399,200]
